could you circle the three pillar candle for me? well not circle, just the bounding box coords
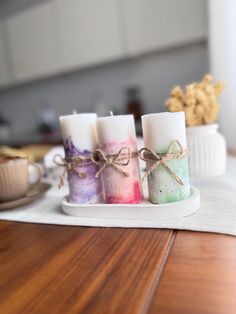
[58,111,190,205]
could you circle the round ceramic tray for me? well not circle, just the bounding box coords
[62,186,200,220]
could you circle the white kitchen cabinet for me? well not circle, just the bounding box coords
[5,1,62,82]
[0,22,10,88]
[54,0,124,70]
[121,0,207,55]
[1,0,207,85]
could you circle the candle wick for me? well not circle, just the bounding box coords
[109,111,113,116]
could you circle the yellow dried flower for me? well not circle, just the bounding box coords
[196,90,206,103]
[185,96,196,107]
[203,74,213,84]
[186,84,196,98]
[171,86,183,98]
[195,104,205,116]
[165,98,183,112]
[165,74,224,126]
[214,82,225,96]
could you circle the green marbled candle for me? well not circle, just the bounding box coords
[142,112,190,204]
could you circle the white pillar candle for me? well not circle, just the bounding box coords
[59,113,98,154]
[59,113,102,204]
[96,115,143,204]
[141,112,190,204]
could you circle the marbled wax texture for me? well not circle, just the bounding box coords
[64,137,103,204]
[101,137,143,204]
[147,143,190,204]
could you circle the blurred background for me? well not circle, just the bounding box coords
[0,0,235,148]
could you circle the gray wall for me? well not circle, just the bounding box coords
[0,0,209,134]
[0,41,208,133]
[0,0,47,19]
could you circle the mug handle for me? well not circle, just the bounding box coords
[29,162,43,186]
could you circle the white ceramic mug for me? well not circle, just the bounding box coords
[0,156,41,202]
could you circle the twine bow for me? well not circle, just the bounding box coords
[91,147,134,178]
[139,140,188,185]
[53,154,91,188]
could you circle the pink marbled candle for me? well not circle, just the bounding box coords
[96,115,143,204]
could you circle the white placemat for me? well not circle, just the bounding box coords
[0,157,236,236]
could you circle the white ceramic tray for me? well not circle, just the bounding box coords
[62,186,200,221]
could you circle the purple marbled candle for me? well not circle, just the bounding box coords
[64,138,102,203]
[59,114,103,204]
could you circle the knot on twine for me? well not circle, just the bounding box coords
[91,147,137,178]
[139,140,188,185]
[53,154,92,188]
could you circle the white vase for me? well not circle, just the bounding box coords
[186,124,226,178]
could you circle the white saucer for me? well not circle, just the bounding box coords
[62,186,200,222]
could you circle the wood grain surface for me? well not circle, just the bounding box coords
[1,221,236,314]
[148,231,236,314]
[0,221,173,314]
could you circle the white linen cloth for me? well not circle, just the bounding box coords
[0,157,236,236]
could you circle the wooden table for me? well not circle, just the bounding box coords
[0,222,236,314]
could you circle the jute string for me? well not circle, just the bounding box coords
[53,154,93,188]
[91,147,138,178]
[139,140,188,185]
[54,141,187,188]
[53,147,138,187]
